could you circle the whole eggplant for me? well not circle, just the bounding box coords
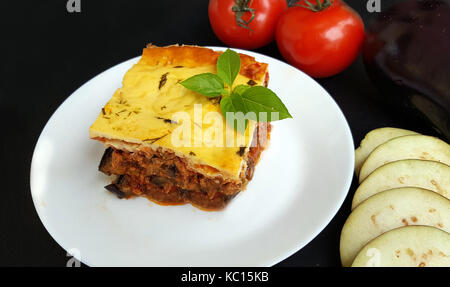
[363,0,450,140]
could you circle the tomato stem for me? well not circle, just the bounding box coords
[232,0,255,30]
[295,0,334,12]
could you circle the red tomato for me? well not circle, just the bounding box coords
[209,0,287,50]
[276,0,365,78]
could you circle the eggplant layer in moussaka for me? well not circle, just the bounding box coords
[89,45,271,210]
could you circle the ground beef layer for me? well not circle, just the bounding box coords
[99,123,271,210]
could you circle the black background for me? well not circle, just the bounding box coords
[0,0,439,266]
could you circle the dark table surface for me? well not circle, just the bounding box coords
[0,0,439,266]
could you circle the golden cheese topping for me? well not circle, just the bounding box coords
[90,45,268,179]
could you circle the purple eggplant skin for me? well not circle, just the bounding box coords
[363,0,450,140]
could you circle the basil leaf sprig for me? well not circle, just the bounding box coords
[180,49,292,133]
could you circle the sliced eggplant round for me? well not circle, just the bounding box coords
[359,135,450,183]
[341,187,450,267]
[351,226,450,267]
[353,159,450,209]
[355,128,418,176]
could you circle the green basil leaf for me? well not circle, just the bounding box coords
[232,84,251,96]
[241,86,292,122]
[180,73,224,98]
[220,93,248,134]
[217,49,241,87]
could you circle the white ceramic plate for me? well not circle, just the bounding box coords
[30,47,354,267]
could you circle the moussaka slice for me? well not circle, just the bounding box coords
[89,45,271,210]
